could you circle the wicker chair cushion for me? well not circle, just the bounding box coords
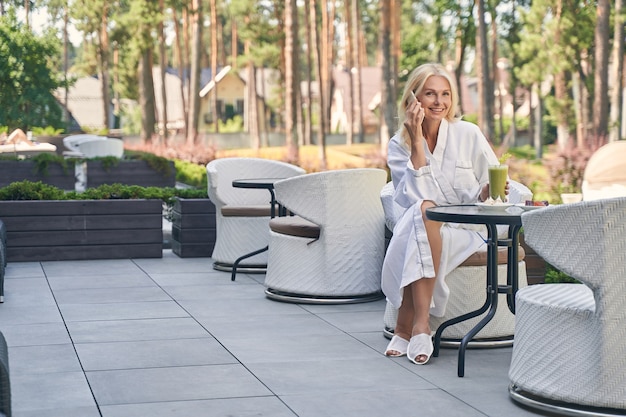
[221,205,274,217]
[269,216,320,239]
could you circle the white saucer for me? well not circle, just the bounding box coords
[475,202,513,211]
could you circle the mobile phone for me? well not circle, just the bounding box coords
[408,91,417,105]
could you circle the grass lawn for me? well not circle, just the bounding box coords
[216,143,558,201]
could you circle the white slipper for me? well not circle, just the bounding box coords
[384,335,409,357]
[408,333,433,365]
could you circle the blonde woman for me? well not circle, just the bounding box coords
[382,63,504,364]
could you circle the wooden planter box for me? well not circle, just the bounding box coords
[0,160,176,189]
[171,198,216,258]
[0,199,163,261]
[86,160,176,188]
[0,160,75,189]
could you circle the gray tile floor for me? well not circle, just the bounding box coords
[0,251,544,417]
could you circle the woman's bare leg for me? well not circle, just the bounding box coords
[407,200,443,362]
[388,201,443,360]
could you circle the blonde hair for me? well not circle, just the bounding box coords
[398,63,459,144]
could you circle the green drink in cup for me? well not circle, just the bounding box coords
[488,164,508,202]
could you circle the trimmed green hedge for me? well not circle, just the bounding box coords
[0,180,207,203]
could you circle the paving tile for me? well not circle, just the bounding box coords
[147,270,232,287]
[66,317,209,343]
[11,371,96,413]
[9,343,83,374]
[100,396,297,417]
[132,255,213,274]
[177,295,305,319]
[16,406,102,417]
[58,300,189,322]
[0,304,63,325]
[40,259,139,278]
[197,312,346,340]
[47,273,157,290]
[247,357,434,395]
[280,389,487,417]
[298,298,388,314]
[75,337,236,370]
[53,286,171,304]
[4,262,45,278]
[0,322,71,346]
[87,364,272,405]
[1,277,57,306]
[314,309,391,333]
[220,332,381,365]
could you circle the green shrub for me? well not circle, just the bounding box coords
[31,126,64,136]
[544,264,579,284]
[175,159,207,188]
[31,152,72,175]
[0,180,67,200]
[0,180,207,203]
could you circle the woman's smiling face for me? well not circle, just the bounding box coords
[416,75,452,122]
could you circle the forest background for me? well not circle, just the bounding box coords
[0,0,624,202]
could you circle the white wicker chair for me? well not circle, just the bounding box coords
[509,197,626,415]
[382,180,531,344]
[263,168,387,303]
[206,157,305,272]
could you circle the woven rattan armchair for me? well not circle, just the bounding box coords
[509,197,626,415]
[263,168,387,303]
[206,158,305,272]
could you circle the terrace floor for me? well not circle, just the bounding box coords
[0,250,547,417]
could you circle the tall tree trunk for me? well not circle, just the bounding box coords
[476,0,493,140]
[320,0,330,134]
[260,66,269,147]
[98,3,110,130]
[344,0,354,145]
[592,0,610,145]
[609,0,624,142]
[351,0,364,143]
[63,4,69,132]
[321,0,336,135]
[454,20,468,114]
[186,0,202,145]
[139,50,157,142]
[231,20,238,69]
[172,7,188,137]
[303,0,312,146]
[554,0,569,150]
[573,70,585,148]
[490,7,504,145]
[310,0,326,168]
[158,0,168,143]
[533,83,543,159]
[183,6,191,122]
[244,26,260,149]
[210,0,219,133]
[284,0,299,162]
[392,0,400,107]
[379,0,394,157]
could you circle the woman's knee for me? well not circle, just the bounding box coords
[420,200,436,217]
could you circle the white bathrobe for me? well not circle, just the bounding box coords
[381,119,500,317]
